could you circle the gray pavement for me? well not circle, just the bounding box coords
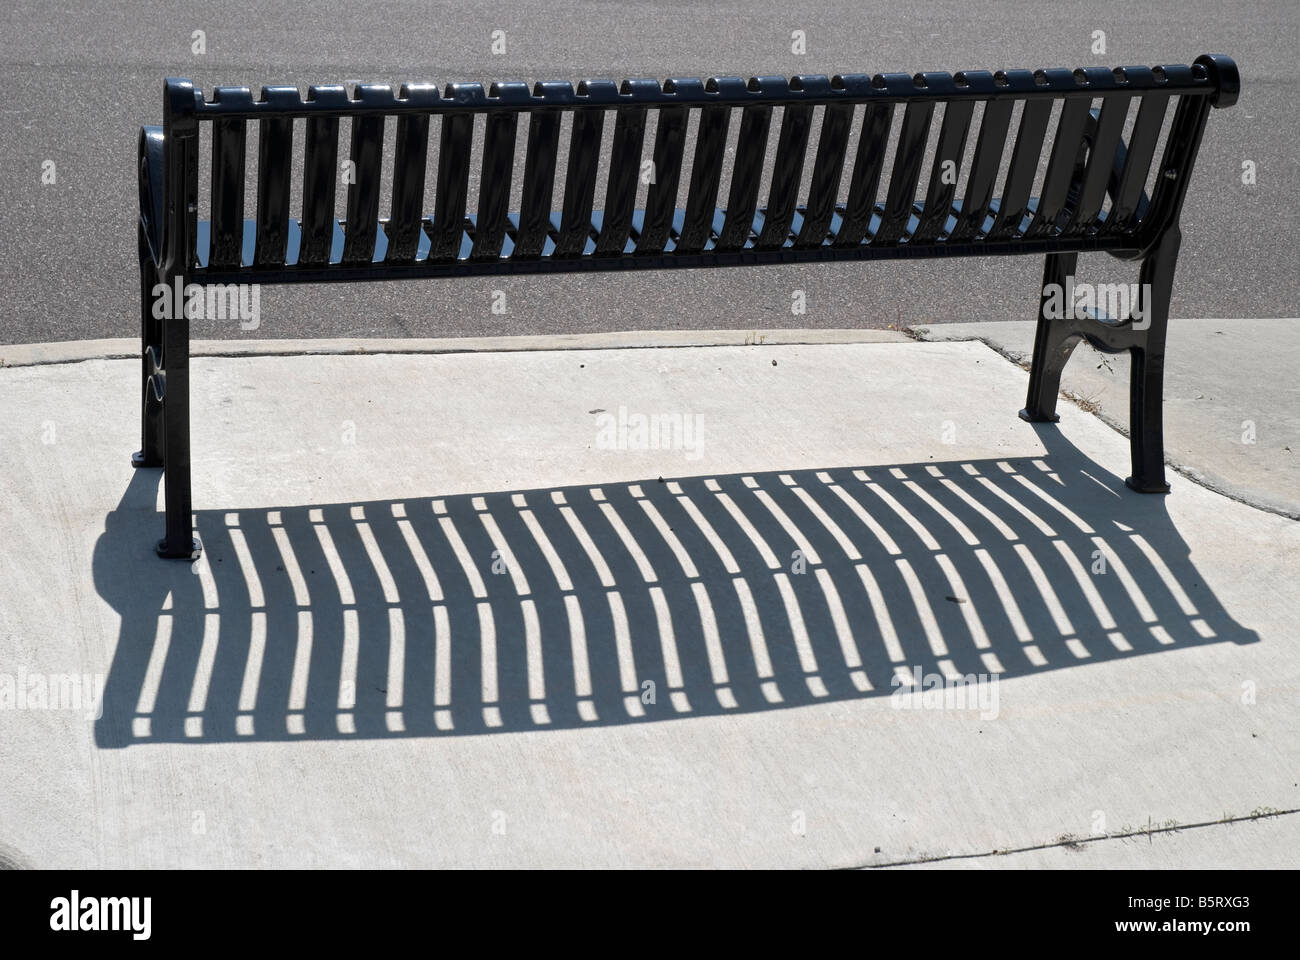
[1,0,1296,345]
[0,334,1296,868]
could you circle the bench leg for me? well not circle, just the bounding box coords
[1125,228,1179,494]
[156,278,201,559]
[132,226,166,469]
[1020,251,1081,423]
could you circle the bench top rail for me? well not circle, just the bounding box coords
[186,59,1237,117]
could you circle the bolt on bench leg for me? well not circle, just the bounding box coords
[1125,228,1179,494]
[1020,251,1081,424]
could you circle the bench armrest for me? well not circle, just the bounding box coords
[138,125,165,268]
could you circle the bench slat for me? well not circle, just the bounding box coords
[677,104,730,253]
[472,111,519,260]
[949,99,1014,241]
[299,86,346,267]
[1028,91,1092,237]
[1068,97,1130,235]
[386,84,437,263]
[637,105,688,254]
[1110,92,1169,230]
[515,107,562,258]
[756,103,813,249]
[989,99,1052,239]
[874,101,934,245]
[834,103,893,246]
[795,102,853,248]
[427,113,474,261]
[341,112,385,264]
[556,108,605,257]
[209,118,247,269]
[254,88,298,267]
[717,104,773,251]
[913,100,975,243]
[596,104,649,255]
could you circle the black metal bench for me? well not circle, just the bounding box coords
[136,54,1239,558]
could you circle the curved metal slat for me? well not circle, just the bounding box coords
[834,103,893,247]
[208,117,246,269]
[555,108,605,257]
[636,105,688,254]
[385,85,437,263]
[872,101,934,245]
[988,99,1052,239]
[756,104,813,248]
[949,99,1013,241]
[426,113,474,261]
[1067,96,1131,234]
[795,102,853,247]
[253,87,297,267]
[1110,92,1169,230]
[1027,94,1092,237]
[385,115,431,261]
[471,111,519,259]
[911,100,974,243]
[717,104,773,251]
[299,86,346,266]
[677,104,730,253]
[595,104,648,255]
[341,115,385,264]
[514,107,562,258]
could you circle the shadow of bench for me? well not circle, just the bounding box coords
[93,427,1258,746]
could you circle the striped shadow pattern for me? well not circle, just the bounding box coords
[94,443,1257,746]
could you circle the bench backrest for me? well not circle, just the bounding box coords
[140,55,1238,285]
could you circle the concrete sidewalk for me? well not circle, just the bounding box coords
[0,334,1296,868]
[912,318,1300,520]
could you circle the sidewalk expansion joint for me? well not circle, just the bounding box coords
[854,806,1300,869]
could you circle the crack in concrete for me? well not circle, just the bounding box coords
[855,807,1300,869]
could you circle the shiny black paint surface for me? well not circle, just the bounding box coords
[134,55,1239,557]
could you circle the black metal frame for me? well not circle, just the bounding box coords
[136,55,1239,557]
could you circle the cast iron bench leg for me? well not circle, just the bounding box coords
[1020,251,1081,424]
[1020,232,1178,495]
[1125,227,1179,494]
[156,279,200,559]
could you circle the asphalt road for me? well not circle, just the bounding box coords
[1,1,1295,345]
